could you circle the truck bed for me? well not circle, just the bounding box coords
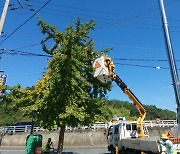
[121,137,161,153]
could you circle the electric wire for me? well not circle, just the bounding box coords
[114,62,177,70]
[29,0,128,16]
[0,0,53,45]
[1,48,180,71]
[7,1,180,35]
[7,1,180,24]
[30,5,111,21]
[2,48,179,64]
[95,43,163,51]
[96,6,157,29]
[113,58,168,62]
[14,42,41,50]
[13,41,165,51]
[0,48,52,58]
[97,0,180,30]
[25,6,180,31]
[22,3,180,26]
[30,0,180,18]
[32,9,89,21]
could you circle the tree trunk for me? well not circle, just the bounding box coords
[57,125,65,154]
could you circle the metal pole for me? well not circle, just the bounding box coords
[158,0,180,124]
[0,0,10,36]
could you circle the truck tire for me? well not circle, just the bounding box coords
[110,147,116,154]
[108,145,116,154]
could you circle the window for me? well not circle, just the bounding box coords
[126,124,131,130]
[108,126,113,136]
[132,124,137,130]
[114,125,119,134]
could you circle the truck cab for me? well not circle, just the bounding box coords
[107,121,138,153]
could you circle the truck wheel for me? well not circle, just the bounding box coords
[110,148,116,154]
[109,145,116,154]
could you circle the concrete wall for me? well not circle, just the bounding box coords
[148,126,173,137]
[1,126,174,147]
[1,130,107,147]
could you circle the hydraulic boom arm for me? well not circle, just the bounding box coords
[93,55,146,138]
[113,74,146,138]
[103,56,146,138]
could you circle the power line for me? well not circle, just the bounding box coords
[0,48,171,62]
[28,9,95,22]
[96,5,157,30]
[97,0,180,30]
[0,48,52,57]
[26,5,180,31]
[114,62,173,70]
[113,58,168,62]
[6,1,180,39]
[3,48,180,64]
[14,42,41,50]
[21,2,180,27]
[9,1,180,23]
[29,0,127,16]
[13,41,165,51]
[2,48,180,71]
[96,43,164,51]
[29,1,157,29]
[30,5,111,21]
[137,16,180,22]
[0,0,52,45]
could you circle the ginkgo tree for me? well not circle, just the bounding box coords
[6,18,112,154]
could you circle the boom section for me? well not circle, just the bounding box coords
[114,74,146,138]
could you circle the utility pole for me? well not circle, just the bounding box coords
[0,0,10,36]
[158,0,180,124]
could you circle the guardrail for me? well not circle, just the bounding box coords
[143,120,177,127]
[0,120,177,134]
[3,125,44,134]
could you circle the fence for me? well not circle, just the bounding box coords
[2,125,44,134]
[143,120,177,127]
[0,120,177,134]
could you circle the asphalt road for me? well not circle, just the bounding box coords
[0,146,110,154]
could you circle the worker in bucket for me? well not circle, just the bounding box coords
[159,134,177,154]
[44,138,53,154]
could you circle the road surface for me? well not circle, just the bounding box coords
[0,146,110,154]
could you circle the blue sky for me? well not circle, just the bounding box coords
[0,0,180,112]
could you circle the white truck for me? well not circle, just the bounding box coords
[91,55,180,154]
[107,119,162,154]
[107,119,180,154]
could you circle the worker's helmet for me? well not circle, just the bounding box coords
[161,134,168,139]
[48,138,51,142]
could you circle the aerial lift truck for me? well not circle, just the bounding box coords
[93,55,146,138]
[92,55,180,153]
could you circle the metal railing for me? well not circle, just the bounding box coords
[143,120,177,127]
[1,120,177,134]
[3,125,44,133]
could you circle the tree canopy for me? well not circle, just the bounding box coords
[1,18,112,153]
